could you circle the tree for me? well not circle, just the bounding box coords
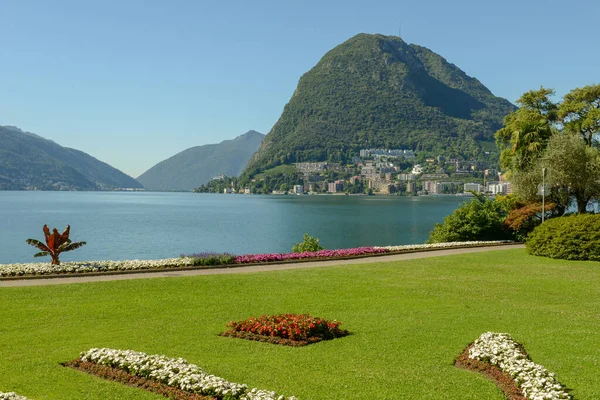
[542,133,600,213]
[495,88,558,173]
[26,225,87,265]
[427,193,513,243]
[558,84,600,147]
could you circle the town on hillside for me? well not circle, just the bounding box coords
[195,148,512,196]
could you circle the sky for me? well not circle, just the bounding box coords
[1,0,599,178]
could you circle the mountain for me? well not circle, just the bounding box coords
[243,33,516,178]
[137,130,265,191]
[0,126,142,190]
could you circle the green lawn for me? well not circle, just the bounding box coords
[1,249,599,399]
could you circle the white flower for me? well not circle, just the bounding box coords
[0,392,29,400]
[468,332,571,399]
[80,348,296,399]
[375,240,512,252]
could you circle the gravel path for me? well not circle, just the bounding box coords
[0,244,524,287]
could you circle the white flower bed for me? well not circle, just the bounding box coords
[80,348,297,400]
[468,332,571,400]
[0,257,195,277]
[0,393,29,400]
[375,240,512,252]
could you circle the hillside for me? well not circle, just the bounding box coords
[137,130,264,191]
[243,34,516,178]
[0,126,142,190]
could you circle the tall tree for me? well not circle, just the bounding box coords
[513,134,600,214]
[495,88,557,173]
[558,84,600,147]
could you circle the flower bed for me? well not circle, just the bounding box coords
[74,348,297,400]
[234,247,389,264]
[0,257,196,277]
[0,393,29,400]
[221,314,349,346]
[375,240,512,252]
[0,241,515,278]
[456,332,571,400]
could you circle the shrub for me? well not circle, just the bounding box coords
[291,233,324,253]
[525,214,600,260]
[427,194,514,243]
[183,252,236,266]
[25,225,86,265]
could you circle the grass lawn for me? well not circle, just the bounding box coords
[0,249,599,399]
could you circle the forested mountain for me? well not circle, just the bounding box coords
[0,125,142,190]
[137,130,264,191]
[243,33,516,178]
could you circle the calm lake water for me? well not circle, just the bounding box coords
[0,191,466,264]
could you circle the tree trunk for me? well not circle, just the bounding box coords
[577,197,588,214]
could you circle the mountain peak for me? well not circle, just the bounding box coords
[243,33,515,178]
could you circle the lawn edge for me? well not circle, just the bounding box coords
[454,344,526,400]
[0,242,522,281]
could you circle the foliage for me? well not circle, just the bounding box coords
[222,314,349,343]
[504,200,558,239]
[526,214,600,261]
[186,253,236,266]
[25,225,86,265]
[510,134,600,214]
[242,34,515,180]
[427,193,514,243]
[558,83,600,147]
[291,233,324,253]
[495,87,557,173]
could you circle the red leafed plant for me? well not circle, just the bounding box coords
[222,314,349,346]
[26,225,87,265]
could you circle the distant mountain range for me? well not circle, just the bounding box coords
[0,126,142,190]
[137,130,265,191]
[243,33,516,179]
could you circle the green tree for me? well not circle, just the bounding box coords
[427,193,513,243]
[511,134,600,214]
[558,84,600,147]
[542,134,600,214]
[495,88,557,173]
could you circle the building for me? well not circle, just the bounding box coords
[328,180,344,193]
[223,188,234,194]
[398,173,416,181]
[292,185,304,194]
[411,164,423,175]
[406,182,417,193]
[464,183,482,193]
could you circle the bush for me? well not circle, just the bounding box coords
[525,214,600,260]
[427,194,514,243]
[183,252,236,266]
[292,233,324,253]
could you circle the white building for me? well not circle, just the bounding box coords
[464,183,482,193]
[411,164,423,175]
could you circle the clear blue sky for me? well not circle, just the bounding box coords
[1,0,598,177]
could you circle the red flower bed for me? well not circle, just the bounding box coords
[221,314,349,346]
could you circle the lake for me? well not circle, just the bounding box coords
[0,191,466,264]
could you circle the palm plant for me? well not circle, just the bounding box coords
[26,225,86,265]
